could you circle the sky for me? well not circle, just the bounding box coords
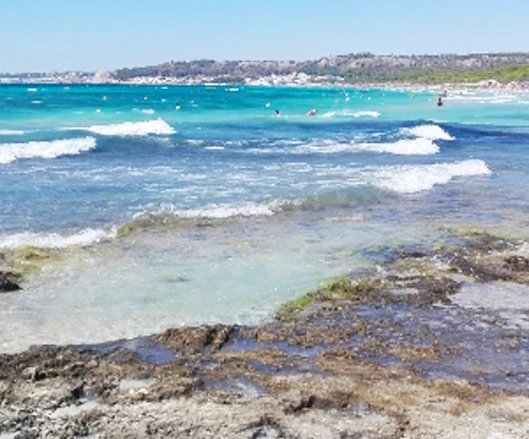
[1,0,528,73]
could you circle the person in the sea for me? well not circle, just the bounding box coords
[307,109,317,116]
[437,95,443,106]
[274,109,280,117]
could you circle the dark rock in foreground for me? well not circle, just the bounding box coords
[1,233,529,438]
[0,271,21,293]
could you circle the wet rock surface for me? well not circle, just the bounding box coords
[0,271,21,293]
[1,233,529,438]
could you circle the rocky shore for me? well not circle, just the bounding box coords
[1,231,529,438]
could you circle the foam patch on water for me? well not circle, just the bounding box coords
[0,129,25,135]
[400,124,454,141]
[0,228,115,249]
[369,159,491,193]
[0,137,96,164]
[322,110,380,118]
[248,137,438,156]
[354,138,439,155]
[81,118,175,136]
[151,201,279,219]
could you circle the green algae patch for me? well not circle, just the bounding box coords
[276,276,380,320]
[115,216,168,238]
[3,246,63,278]
[276,291,319,319]
[116,214,215,239]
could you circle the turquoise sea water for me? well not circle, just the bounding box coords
[1,84,529,353]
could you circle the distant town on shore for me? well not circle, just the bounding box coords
[2,52,529,87]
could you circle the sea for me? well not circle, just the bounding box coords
[1,83,529,354]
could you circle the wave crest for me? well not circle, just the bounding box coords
[0,129,25,136]
[0,228,115,249]
[355,138,439,155]
[0,137,96,164]
[400,124,454,141]
[82,118,175,136]
[370,159,491,193]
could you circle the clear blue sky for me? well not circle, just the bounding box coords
[1,0,527,73]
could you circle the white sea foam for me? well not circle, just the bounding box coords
[354,138,439,155]
[251,137,438,156]
[0,228,115,249]
[140,109,156,115]
[400,124,454,141]
[0,137,96,164]
[0,129,25,135]
[369,159,491,193]
[150,201,279,219]
[322,110,380,118]
[82,118,175,136]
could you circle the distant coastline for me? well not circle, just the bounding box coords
[1,52,529,90]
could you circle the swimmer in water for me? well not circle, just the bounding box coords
[307,109,317,116]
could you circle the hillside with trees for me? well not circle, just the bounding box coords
[111,52,529,84]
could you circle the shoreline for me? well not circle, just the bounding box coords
[1,75,528,94]
[1,230,529,437]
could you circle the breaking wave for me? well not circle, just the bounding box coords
[149,201,279,219]
[369,159,491,193]
[0,137,96,164]
[0,129,25,136]
[79,118,175,136]
[400,124,455,141]
[353,138,439,155]
[0,228,115,249]
[248,137,439,156]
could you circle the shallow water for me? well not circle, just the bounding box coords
[1,84,529,352]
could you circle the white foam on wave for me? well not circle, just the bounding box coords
[354,138,439,155]
[82,118,175,136]
[322,110,381,118]
[250,137,438,156]
[400,124,454,141]
[0,137,96,164]
[369,159,491,193]
[0,228,115,249]
[140,109,156,115]
[149,201,279,219]
[0,129,25,135]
